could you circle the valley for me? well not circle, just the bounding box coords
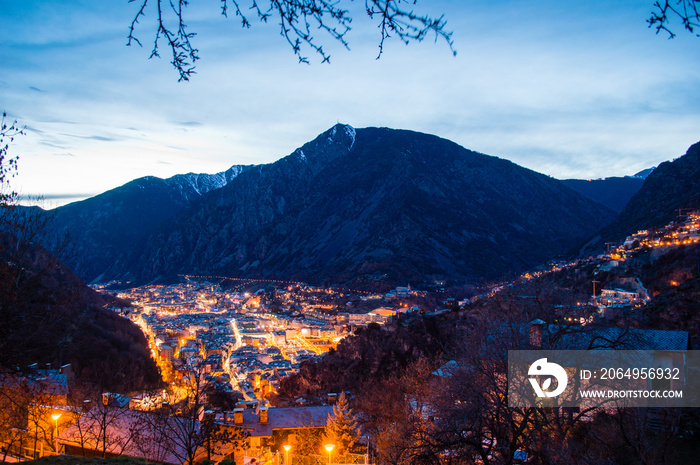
[2,126,700,465]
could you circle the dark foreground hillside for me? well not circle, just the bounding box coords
[0,224,161,392]
[26,456,152,465]
[278,315,456,403]
[583,141,700,254]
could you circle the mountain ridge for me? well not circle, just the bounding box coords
[560,176,645,212]
[581,140,700,254]
[108,124,616,287]
[47,163,256,280]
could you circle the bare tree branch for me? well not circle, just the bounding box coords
[0,112,24,205]
[365,0,455,59]
[127,0,455,81]
[648,0,700,39]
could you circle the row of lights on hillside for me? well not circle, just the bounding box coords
[281,443,335,465]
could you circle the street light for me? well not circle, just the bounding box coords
[51,413,61,453]
[324,444,334,465]
[283,444,291,465]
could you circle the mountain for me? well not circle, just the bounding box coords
[632,167,655,179]
[96,124,615,288]
[582,141,700,254]
[560,176,645,212]
[47,165,254,281]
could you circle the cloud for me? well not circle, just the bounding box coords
[18,193,94,208]
[27,193,91,200]
[53,152,76,157]
[61,133,119,142]
[177,121,203,127]
[29,86,44,92]
[26,125,44,134]
[39,119,78,125]
[39,141,69,149]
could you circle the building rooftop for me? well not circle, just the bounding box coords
[226,405,333,437]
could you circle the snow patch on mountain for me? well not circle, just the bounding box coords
[344,125,356,149]
[630,167,655,179]
[165,165,254,202]
[326,124,355,150]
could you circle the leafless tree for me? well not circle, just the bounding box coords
[357,357,441,465]
[0,376,31,460]
[356,278,643,465]
[127,0,456,81]
[0,113,77,373]
[141,365,247,465]
[649,0,700,39]
[0,374,71,460]
[25,400,55,459]
[0,207,77,372]
[0,112,23,207]
[68,395,137,458]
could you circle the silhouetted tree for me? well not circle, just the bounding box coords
[0,112,160,395]
[0,376,31,460]
[357,357,440,465]
[649,0,700,39]
[200,413,248,462]
[0,112,22,206]
[143,365,247,465]
[70,396,137,458]
[127,0,456,81]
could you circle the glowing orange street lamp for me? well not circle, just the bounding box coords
[283,444,291,465]
[324,444,335,465]
[51,413,62,453]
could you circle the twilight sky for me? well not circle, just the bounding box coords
[2,0,700,208]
